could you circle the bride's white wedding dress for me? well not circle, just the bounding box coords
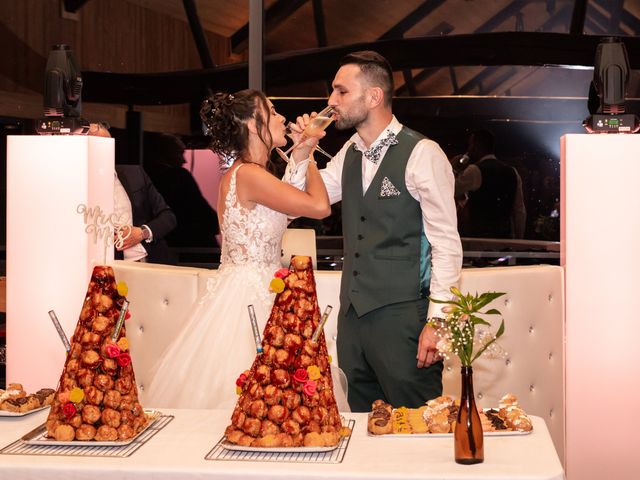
[145,164,288,409]
[146,164,349,410]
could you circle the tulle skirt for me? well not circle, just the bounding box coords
[145,263,277,409]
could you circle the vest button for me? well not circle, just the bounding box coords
[357,234,364,240]
[353,270,359,276]
[360,216,366,221]
[355,252,360,258]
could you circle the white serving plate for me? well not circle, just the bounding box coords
[0,405,50,417]
[220,439,341,453]
[367,407,533,437]
[367,428,532,438]
[22,409,161,446]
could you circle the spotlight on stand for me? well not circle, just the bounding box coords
[36,44,90,135]
[583,37,639,134]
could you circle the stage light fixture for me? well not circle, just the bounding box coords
[583,37,639,134]
[36,44,90,135]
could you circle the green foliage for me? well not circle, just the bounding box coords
[429,288,506,366]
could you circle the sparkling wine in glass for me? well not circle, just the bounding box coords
[278,106,335,157]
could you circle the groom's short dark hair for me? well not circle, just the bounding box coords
[340,50,394,107]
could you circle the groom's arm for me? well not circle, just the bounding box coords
[283,143,349,205]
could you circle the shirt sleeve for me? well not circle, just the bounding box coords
[282,143,349,205]
[455,164,482,196]
[406,139,463,319]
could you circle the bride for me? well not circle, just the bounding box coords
[145,90,334,409]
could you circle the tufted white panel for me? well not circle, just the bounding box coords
[281,228,317,269]
[118,262,564,463]
[112,261,202,405]
[447,265,565,464]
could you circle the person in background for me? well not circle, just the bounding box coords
[88,122,177,263]
[455,129,526,239]
[142,132,220,251]
[285,51,463,412]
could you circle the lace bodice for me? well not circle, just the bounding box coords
[219,164,288,268]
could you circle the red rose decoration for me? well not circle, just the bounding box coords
[116,352,131,367]
[274,268,290,279]
[236,372,248,387]
[303,379,317,396]
[105,344,121,359]
[62,402,77,420]
[125,311,131,320]
[293,368,309,383]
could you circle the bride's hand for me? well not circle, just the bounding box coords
[289,113,326,162]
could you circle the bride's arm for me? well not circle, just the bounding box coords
[237,162,330,220]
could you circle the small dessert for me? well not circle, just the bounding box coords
[427,411,451,433]
[479,411,496,432]
[368,400,393,434]
[407,406,429,434]
[53,424,76,441]
[367,393,533,435]
[392,407,412,434]
[35,388,55,406]
[501,405,533,431]
[499,393,519,409]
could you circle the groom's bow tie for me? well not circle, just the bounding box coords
[362,131,398,165]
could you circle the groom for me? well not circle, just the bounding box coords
[286,51,462,412]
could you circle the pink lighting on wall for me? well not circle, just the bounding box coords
[6,136,114,392]
[562,134,640,480]
[183,149,223,211]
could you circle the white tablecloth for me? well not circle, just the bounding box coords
[0,409,563,480]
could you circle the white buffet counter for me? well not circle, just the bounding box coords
[0,409,563,480]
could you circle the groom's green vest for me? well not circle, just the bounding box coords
[340,127,432,317]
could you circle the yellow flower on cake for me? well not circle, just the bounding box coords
[117,337,129,352]
[69,387,84,403]
[306,365,321,381]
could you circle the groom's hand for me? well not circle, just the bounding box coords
[417,323,439,368]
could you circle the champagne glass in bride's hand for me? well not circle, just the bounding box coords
[276,106,335,160]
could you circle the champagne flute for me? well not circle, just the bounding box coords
[275,106,335,161]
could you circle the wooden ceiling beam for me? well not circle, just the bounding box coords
[231,0,309,54]
[81,32,640,105]
[182,0,215,68]
[379,0,447,40]
[63,0,92,13]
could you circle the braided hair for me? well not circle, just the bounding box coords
[200,89,274,167]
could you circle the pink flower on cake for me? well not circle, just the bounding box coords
[105,344,121,359]
[116,352,131,367]
[303,380,317,396]
[293,368,308,383]
[62,402,76,420]
[236,371,249,387]
[274,268,290,279]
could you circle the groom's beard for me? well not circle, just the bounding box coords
[334,96,368,131]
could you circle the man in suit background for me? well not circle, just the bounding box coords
[89,123,177,264]
[455,129,526,239]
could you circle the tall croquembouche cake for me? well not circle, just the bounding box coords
[225,255,348,448]
[45,265,147,441]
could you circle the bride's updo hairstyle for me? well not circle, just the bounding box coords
[200,89,273,165]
